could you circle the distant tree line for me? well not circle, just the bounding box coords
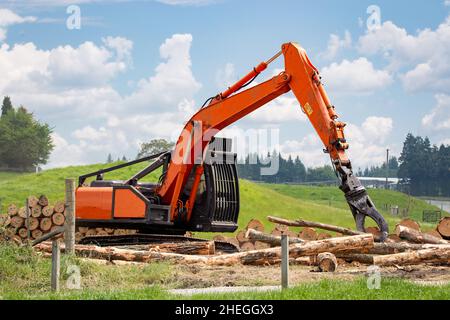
[0,96,53,171]
[236,152,336,184]
[356,157,399,178]
[397,134,450,197]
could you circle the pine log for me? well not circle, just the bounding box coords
[10,216,24,228]
[42,206,54,217]
[151,241,215,255]
[396,219,421,232]
[254,241,271,250]
[34,234,374,266]
[54,201,65,213]
[299,227,318,241]
[336,253,374,264]
[245,228,305,246]
[268,216,361,236]
[224,237,240,248]
[373,248,450,266]
[29,217,39,231]
[18,207,28,218]
[316,252,338,272]
[18,227,29,239]
[52,212,65,226]
[5,227,17,238]
[32,229,43,239]
[236,230,247,243]
[31,205,42,218]
[285,230,298,238]
[213,235,226,241]
[104,228,114,234]
[274,223,289,233]
[40,218,52,232]
[0,215,11,227]
[28,196,39,208]
[75,232,83,242]
[7,204,18,216]
[86,229,98,236]
[387,234,402,242]
[365,227,381,238]
[425,230,442,239]
[271,229,282,237]
[437,217,450,239]
[396,225,448,244]
[38,195,49,207]
[78,227,89,234]
[346,242,450,255]
[240,242,255,251]
[317,233,332,240]
[247,219,265,232]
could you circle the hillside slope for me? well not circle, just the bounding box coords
[0,163,442,233]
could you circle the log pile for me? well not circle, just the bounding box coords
[1,196,67,243]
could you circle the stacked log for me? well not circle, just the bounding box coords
[1,195,67,243]
[75,227,137,239]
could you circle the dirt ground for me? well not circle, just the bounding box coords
[163,261,450,289]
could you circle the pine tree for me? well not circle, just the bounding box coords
[1,96,13,116]
[106,153,113,163]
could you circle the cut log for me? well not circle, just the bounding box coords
[247,219,265,232]
[336,253,374,264]
[34,234,373,266]
[224,237,240,248]
[396,225,448,244]
[54,201,65,213]
[317,233,332,240]
[5,227,17,238]
[387,234,402,242]
[285,231,298,238]
[150,241,215,255]
[10,216,24,228]
[236,230,247,243]
[425,230,442,239]
[18,227,29,239]
[0,215,11,228]
[31,205,42,218]
[104,228,114,234]
[29,217,39,231]
[254,241,271,250]
[40,218,53,232]
[27,196,39,208]
[7,204,18,216]
[75,232,83,242]
[212,235,226,241]
[96,231,109,236]
[32,229,43,239]
[240,242,255,251]
[86,229,98,236]
[316,252,338,272]
[245,228,305,246]
[274,224,289,233]
[437,217,450,239]
[373,247,450,266]
[42,206,54,217]
[52,213,65,226]
[299,227,318,241]
[365,226,381,238]
[396,219,421,232]
[18,207,28,218]
[95,228,104,233]
[38,195,49,207]
[268,216,361,236]
[78,227,89,234]
[271,229,282,237]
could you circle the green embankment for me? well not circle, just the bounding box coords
[0,163,443,233]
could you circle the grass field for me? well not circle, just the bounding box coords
[0,163,443,233]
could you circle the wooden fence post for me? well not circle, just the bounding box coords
[25,198,31,242]
[64,178,75,255]
[51,240,60,292]
[281,234,289,289]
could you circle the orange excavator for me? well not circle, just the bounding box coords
[75,42,389,242]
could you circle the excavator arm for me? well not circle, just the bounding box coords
[156,42,389,240]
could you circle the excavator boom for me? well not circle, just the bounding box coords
[75,42,389,240]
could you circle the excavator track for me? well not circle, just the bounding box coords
[79,233,240,253]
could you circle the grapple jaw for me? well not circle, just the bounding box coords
[338,166,389,242]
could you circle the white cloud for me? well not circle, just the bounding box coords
[156,0,215,5]
[422,94,450,130]
[280,116,394,168]
[215,62,236,89]
[321,30,352,60]
[445,0,450,6]
[321,58,392,94]
[249,94,307,123]
[0,9,36,41]
[358,17,450,93]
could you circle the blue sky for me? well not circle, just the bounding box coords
[0,0,449,170]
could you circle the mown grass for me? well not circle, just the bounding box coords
[0,243,172,300]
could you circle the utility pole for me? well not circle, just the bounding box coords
[385,148,389,190]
